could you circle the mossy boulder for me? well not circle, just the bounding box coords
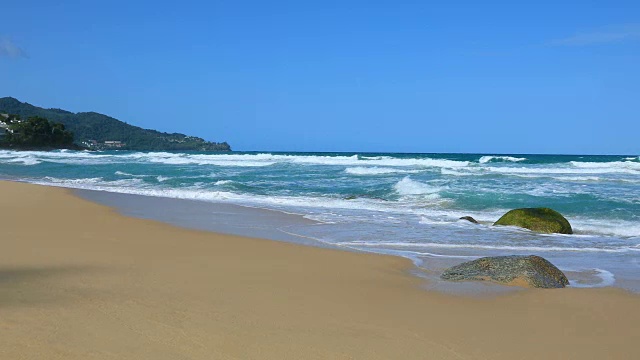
[494,208,572,234]
[441,255,569,288]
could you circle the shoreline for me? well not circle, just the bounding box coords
[71,188,525,296]
[4,176,638,293]
[72,188,520,296]
[2,180,640,359]
[72,186,627,294]
[73,188,335,249]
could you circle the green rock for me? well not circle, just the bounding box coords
[494,208,572,234]
[441,255,569,288]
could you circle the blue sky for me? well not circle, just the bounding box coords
[1,0,639,154]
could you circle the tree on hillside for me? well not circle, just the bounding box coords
[1,116,74,148]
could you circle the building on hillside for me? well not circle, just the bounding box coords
[0,113,23,126]
[103,141,126,149]
[0,115,11,137]
[80,140,126,150]
[81,139,98,149]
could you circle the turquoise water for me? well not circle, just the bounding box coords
[1,150,639,290]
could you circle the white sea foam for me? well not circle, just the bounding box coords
[552,176,602,182]
[146,154,276,167]
[520,183,589,197]
[43,176,104,185]
[114,171,151,178]
[566,268,616,288]
[345,167,418,175]
[418,216,453,225]
[8,156,41,166]
[393,177,443,198]
[360,156,386,160]
[0,151,42,165]
[0,150,473,168]
[572,219,640,238]
[33,178,390,214]
[41,176,146,188]
[560,267,616,288]
[487,165,639,175]
[31,175,455,224]
[479,155,527,164]
[344,241,640,254]
[471,171,638,184]
[505,174,604,182]
[0,149,108,159]
[134,153,470,168]
[570,160,640,173]
[440,168,480,176]
[214,180,233,185]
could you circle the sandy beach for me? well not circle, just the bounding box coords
[1,181,639,359]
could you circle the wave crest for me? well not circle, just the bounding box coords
[345,167,418,175]
[393,177,444,199]
[479,155,527,164]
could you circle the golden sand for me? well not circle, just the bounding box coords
[1,181,638,359]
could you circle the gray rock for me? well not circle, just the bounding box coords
[459,216,479,224]
[441,255,569,288]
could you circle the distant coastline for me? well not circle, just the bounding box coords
[0,97,231,152]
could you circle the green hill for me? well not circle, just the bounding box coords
[0,97,231,151]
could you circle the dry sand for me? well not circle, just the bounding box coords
[1,181,638,359]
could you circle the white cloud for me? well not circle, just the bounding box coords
[549,24,640,46]
[0,37,28,58]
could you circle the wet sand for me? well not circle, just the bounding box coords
[1,181,638,359]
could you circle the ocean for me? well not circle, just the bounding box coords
[1,150,639,291]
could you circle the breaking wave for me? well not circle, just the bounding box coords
[479,155,527,164]
[393,177,444,199]
[345,167,419,175]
